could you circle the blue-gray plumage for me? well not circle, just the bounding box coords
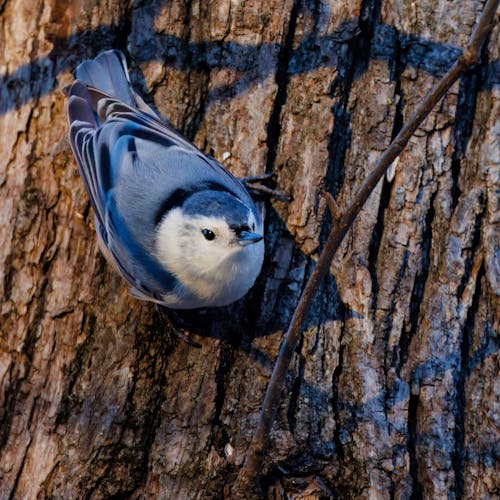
[66,50,264,309]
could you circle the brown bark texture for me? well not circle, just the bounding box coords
[0,0,498,499]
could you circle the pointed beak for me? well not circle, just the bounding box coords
[237,231,263,246]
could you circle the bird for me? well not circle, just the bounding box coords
[65,49,264,309]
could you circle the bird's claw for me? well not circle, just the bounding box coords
[155,305,202,348]
[241,173,291,201]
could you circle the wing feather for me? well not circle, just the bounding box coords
[67,83,179,301]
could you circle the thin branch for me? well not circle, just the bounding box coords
[325,192,342,221]
[232,0,499,495]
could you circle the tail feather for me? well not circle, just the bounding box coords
[67,82,97,127]
[74,50,136,107]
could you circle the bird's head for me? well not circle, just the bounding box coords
[155,190,263,281]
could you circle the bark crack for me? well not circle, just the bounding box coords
[451,196,485,497]
[264,0,299,173]
[331,312,347,462]
[450,42,488,210]
[286,335,306,435]
[56,311,97,426]
[7,434,32,500]
[367,176,392,312]
[326,0,382,197]
[453,260,484,499]
[399,186,437,372]
[211,343,235,456]
[368,25,406,313]
[408,391,422,499]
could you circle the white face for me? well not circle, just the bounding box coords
[155,207,260,280]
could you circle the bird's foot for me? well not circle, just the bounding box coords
[155,305,202,348]
[241,173,291,201]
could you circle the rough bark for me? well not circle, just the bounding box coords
[0,0,498,499]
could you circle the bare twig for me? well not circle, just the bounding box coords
[232,0,499,495]
[325,192,342,221]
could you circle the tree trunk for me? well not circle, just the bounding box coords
[0,0,498,498]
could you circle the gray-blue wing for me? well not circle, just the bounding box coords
[67,82,178,301]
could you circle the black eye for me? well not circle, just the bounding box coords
[202,228,216,241]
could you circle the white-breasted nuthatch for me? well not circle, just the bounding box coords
[66,50,264,309]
